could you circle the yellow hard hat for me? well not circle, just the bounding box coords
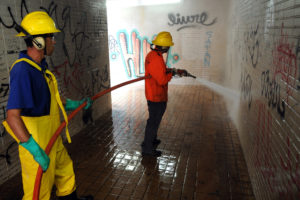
[16,11,60,37]
[152,31,174,47]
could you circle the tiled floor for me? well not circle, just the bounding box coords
[0,84,255,200]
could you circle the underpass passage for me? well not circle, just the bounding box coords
[0,84,254,200]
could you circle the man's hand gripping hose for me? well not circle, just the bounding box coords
[168,68,196,78]
[32,75,151,200]
[20,135,50,172]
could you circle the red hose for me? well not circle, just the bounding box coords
[33,75,150,199]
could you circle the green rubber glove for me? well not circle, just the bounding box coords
[65,98,93,111]
[20,135,50,172]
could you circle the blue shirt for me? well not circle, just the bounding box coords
[7,51,51,116]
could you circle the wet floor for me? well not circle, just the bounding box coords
[0,84,255,200]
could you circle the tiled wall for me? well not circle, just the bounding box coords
[225,0,300,199]
[0,0,110,185]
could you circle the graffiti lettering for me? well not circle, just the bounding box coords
[41,1,108,97]
[272,24,298,104]
[90,65,110,94]
[0,83,9,98]
[0,0,29,29]
[279,138,300,194]
[254,101,300,198]
[240,70,252,109]
[0,142,17,165]
[0,106,7,137]
[108,35,120,60]
[204,31,213,67]
[118,31,150,77]
[117,30,180,78]
[244,24,260,68]
[168,12,217,31]
[261,70,285,118]
[295,38,300,90]
[254,101,276,191]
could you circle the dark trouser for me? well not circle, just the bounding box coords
[142,101,167,153]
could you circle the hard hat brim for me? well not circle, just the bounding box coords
[16,28,61,37]
[152,41,174,47]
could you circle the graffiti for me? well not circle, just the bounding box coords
[295,38,300,91]
[41,2,90,68]
[254,101,276,191]
[0,142,17,165]
[118,31,149,77]
[272,24,298,104]
[279,138,300,196]
[240,70,252,109]
[254,101,300,198]
[0,83,9,98]
[261,70,285,118]
[0,106,7,137]
[0,0,29,29]
[117,30,180,78]
[108,35,120,60]
[90,65,110,94]
[204,31,213,67]
[167,12,217,31]
[52,60,86,95]
[244,24,260,68]
[0,0,29,55]
[41,1,108,97]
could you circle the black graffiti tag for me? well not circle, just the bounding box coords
[168,12,217,31]
[261,70,285,118]
[0,106,7,137]
[0,83,9,98]
[296,38,300,90]
[0,0,29,29]
[245,24,260,68]
[0,142,17,165]
[241,71,252,109]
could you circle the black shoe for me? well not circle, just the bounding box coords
[142,150,162,157]
[153,139,161,146]
[58,191,93,200]
[78,196,93,200]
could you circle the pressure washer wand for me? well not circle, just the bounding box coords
[173,68,196,79]
[186,72,196,79]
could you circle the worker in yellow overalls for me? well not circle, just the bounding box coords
[3,11,93,200]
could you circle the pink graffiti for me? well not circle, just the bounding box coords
[53,60,85,95]
[254,100,300,198]
[119,31,151,77]
[272,24,298,104]
[254,101,276,191]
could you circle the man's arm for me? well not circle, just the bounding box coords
[6,109,30,142]
[149,56,172,85]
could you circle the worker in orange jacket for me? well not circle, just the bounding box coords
[142,31,174,157]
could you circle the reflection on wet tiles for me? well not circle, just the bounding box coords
[166,166,175,172]
[158,164,167,171]
[125,165,135,171]
[124,155,132,159]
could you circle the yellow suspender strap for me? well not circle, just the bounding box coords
[45,70,71,143]
[10,58,72,143]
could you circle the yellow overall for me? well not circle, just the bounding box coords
[3,58,76,199]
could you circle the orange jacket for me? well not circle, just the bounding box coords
[145,50,172,102]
